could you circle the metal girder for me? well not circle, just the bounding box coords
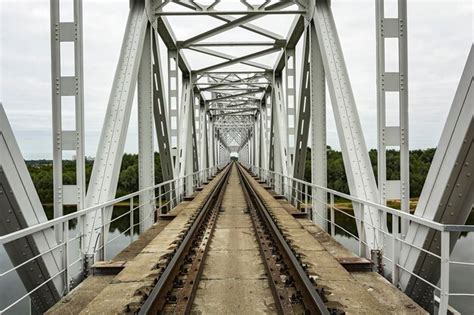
[207,90,262,102]
[0,105,62,313]
[312,0,380,250]
[190,47,272,71]
[292,27,311,180]
[196,47,280,73]
[178,76,198,194]
[151,30,174,183]
[155,10,306,16]
[179,1,294,47]
[191,41,277,47]
[274,15,305,72]
[399,47,474,311]
[150,29,175,213]
[199,101,209,170]
[84,2,148,256]
[138,24,155,233]
[309,21,327,229]
[285,44,297,170]
[376,0,410,236]
[50,0,86,242]
[271,75,289,177]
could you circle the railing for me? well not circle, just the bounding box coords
[250,165,474,315]
[0,166,219,314]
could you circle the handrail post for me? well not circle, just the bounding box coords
[100,207,106,261]
[304,184,308,218]
[357,202,365,257]
[130,198,134,244]
[63,220,70,293]
[391,213,399,286]
[439,231,450,314]
[330,193,335,237]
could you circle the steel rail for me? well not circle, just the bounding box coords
[137,164,232,314]
[236,163,330,315]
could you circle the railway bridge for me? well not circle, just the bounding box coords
[0,0,473,314]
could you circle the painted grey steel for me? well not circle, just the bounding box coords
[177,1,294,48]
[0,105,62,312]
[292,28,311,180]
[271,75,289,178]
[137,24,155,233]
[376,0,410,236]
[312,0,381,250]
[50,0,86,242]
[151,29,173,183]
[309,22,327,228]
[399,46,474,311]
[178,76,198,195]
[84,1,148,256]
[285,46,297,171]
[150,29,175,212]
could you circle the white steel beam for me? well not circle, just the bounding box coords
[376,0,410,236]
[50,0,86,242]
[137,24,155,233]
[292,28,311,180]
[179,1,293,47]
[0,105,63,312]
[285,47,297,171]
[151,30,174,183]
[84,2,148,256]
[309,22,327,229]
[312,0,380,250]
[272,75,289,178]
[178,76,197,195]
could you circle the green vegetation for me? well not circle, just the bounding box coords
[27,153,165,205]
[27,148,435,208]
[304,147,435,198]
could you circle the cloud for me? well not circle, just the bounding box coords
[0,0,472,159]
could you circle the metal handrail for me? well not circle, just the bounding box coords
[0,166,218,246]
[251,166,474,233]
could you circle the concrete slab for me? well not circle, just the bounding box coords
[201,250,266,280]
[192,279,277,315]
[45,276,115,315]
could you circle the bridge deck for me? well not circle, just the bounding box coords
[47,165,426,314]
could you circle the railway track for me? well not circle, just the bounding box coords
[136,163,340,314]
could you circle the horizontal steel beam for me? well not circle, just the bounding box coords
[155,10,306,16]
[197,47,281,73]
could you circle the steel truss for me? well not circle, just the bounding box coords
[2,1,470,313]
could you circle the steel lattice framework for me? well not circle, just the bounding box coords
[0,1,472,314]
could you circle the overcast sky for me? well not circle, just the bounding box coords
[0,0,472,159]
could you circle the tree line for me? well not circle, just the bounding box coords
[304,147,436,198]
[27,148,435,206]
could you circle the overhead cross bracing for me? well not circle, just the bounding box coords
[147,0,305,155]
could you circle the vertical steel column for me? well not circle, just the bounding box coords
[199,98,209,170]
[292,27,312,180]
[272,74,289,177]
[168,49,180,176]
[310,23,327,229]
[137,24,155,233]
[84,3,148,257]
[208,116,215,168]
[312,1,381,250]
[50,0,86,242]
[285,48,297,171]
[178,76,196,195]
[151,29,174,212]
[376,0,409,236]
